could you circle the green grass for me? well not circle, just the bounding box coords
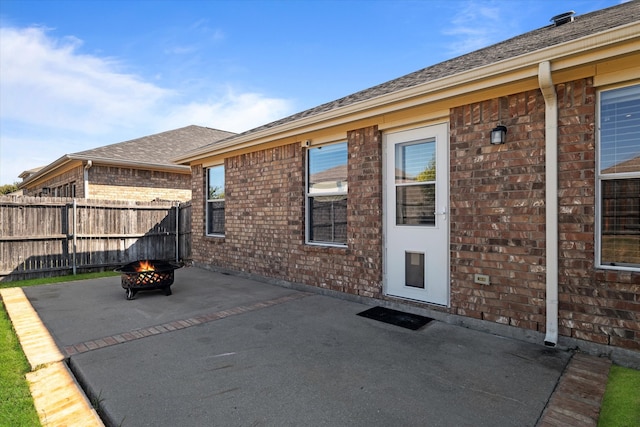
[598,364,640,427]
[0,271,118,426]
[0,271,119,289]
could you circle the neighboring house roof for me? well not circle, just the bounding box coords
[310,164,348,186]
[602,155,640,174]
[72,125,235,165]
[18,167,44,180]
[176,2,640,163]
[20,125,236,188]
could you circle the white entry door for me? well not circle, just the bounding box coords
[384,123,449,305]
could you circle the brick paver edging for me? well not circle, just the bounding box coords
[63,292,313,357]
[536,352,612,427]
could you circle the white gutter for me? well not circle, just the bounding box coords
[83,160,93,199]
[539,61,558,347]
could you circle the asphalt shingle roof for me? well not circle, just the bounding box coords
[195,1,639,152]
[73,125,236,165]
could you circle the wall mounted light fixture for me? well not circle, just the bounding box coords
[490,125,507,145]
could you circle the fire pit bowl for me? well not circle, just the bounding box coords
[115,260,183,300]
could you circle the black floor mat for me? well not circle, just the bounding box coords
[357,306,433,330]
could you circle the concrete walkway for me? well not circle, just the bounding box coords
[1,266,614,426]
[0,287,103,427]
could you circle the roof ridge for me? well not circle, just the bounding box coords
[72,125,236,157]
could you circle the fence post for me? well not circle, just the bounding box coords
[73,199,77,275]
[175,202,180,262]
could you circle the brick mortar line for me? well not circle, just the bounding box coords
[536,353,611,427]
[63,292,313,357]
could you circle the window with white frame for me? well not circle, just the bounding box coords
[206,165,225,236]
[306,142,348,245]
[597,84,640,270]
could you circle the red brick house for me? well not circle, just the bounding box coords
[19,125,235,201]
[176,3,640,359]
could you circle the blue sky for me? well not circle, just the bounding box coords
[0,0,625,185]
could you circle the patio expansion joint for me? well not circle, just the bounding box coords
[63,291,314,357]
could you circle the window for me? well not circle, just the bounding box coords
[206,165,225,236]
[597,84,640,270]
[306,142,348,245]
[395,139,436,226]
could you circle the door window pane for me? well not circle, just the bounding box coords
[396,140,436,183]
[395,140,436,226]
[396,185,435,225]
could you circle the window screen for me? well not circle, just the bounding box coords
[598,85,640,269]
[206,165,225,236]
[307,142,348,245]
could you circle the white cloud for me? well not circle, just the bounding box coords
[164,45,198,55]
[163,90,293,133]
[0,25,294,184]
[189,19,225,42]
[443,1,511,56]
[0,26,171,134]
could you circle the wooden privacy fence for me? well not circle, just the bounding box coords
[0,196,192,282]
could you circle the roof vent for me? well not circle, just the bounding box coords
[551,11,575,26]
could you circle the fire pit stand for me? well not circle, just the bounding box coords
[115,260,183,300]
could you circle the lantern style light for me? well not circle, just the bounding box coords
[490,125,507,145]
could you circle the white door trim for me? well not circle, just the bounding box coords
[382,123,450,306]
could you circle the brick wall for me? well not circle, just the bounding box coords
[89,166,191,201]
[450,91,548,331]
[191,80,638,351]
[24,166,84,197]
[556,79,640,351]
[191,126,383,298]
[450,78,640,351]
[24,165,191,201]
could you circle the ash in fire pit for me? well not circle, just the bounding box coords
[115,260,183,300]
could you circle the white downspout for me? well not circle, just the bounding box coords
[539,61,558,347]
[83,160,93,199]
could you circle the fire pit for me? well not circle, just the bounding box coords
[115,260,183,300]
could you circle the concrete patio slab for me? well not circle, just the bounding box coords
[18,266,574,426]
